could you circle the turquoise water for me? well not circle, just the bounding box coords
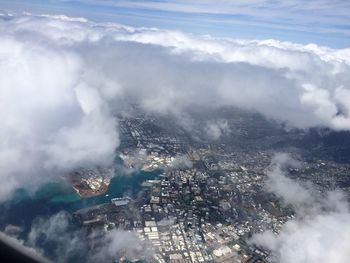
[0,169,160,234]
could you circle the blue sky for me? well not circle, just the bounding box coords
[1,0,349,48]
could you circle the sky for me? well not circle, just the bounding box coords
[0,0,350,48]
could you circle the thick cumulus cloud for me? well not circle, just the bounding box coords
[1,13,350,200]
[252,154,350,263]
[0,14,119,200]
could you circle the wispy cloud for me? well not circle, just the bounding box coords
[1,0,350,47]
[252,153,350,263]
[69,1,350,40]
[26,211,153,262]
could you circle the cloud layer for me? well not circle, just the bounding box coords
[0,15,119,200]
[252,154,350,263]
[0,13,350,200]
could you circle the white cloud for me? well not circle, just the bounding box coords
[53,0,350,38]
[27,211,152,263]
[0,15,118,201]
[0,13,350,200]
[252,154,350,263]
[206,120,230,140]
[170,154,193,169]
[264,153,315,209]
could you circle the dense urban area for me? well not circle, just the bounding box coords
[71,108,350,263]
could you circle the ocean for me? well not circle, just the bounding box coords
[0,169,160,237]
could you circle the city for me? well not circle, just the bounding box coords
[71,108,350,263]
